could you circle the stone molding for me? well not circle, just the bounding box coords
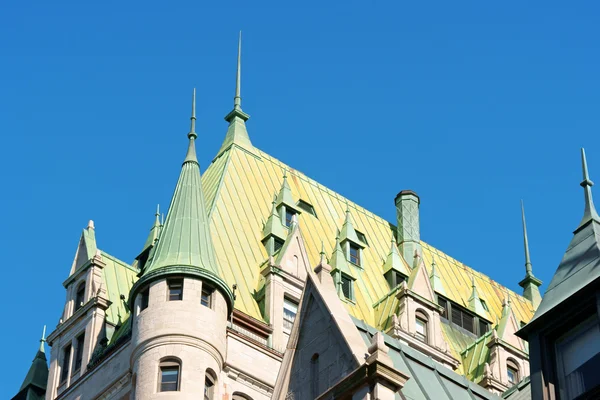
[224,364,274,396]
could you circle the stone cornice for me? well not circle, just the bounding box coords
[389,328,460,370]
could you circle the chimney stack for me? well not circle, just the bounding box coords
[395,190,421,263]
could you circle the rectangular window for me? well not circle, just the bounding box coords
[75,283,85,311]
[349,243,360,266]
[168,279,183,301]
[415,318,427,342]
[297,200,317,218]
[451,306,475,334]
[285,209,295,227]
[507,366,518,386]
[140,287,149,311]
[479,320,489,336]
[395,271,405,287]
[73,333,85,371]
[283,298,298,331]
[160,365,180,391]
[60,344,71,383]
[556,318,600,399]
[341,275,353,300]
[201,287,213,308]
[274,238,284,253]
[355,230,368,245]
[480,298,489,312]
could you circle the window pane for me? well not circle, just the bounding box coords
[507,367,517,385]
[168,280,183,301]
[349,244,360,265]
[160,366,179,391]
[74,334,85,371]
[141,288,149,311]
[451,307,462,326]
[415,318,427,342]
[60,345,71,382]
[285,210,295,227]
[479,320,489,336]
[283,298,298,330]
[274,238,284,252]
[341,276,352,300]
[75,284,85,311]
[438,298,448,319]
[462,313,474,333]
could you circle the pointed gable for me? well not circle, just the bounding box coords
[429,257,447,296]
[70,221,97,275]
[339,207,363,246]
[496,298,525,351]
[407,254,436,303]
[383,237,411,276]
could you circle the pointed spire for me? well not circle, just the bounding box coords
[39,325,46,353]
[518,201,542,308]
[218,32,253,157]
[234,31,242,111]
[521,200,532,275]
[319,240,326,265]
[468,275,488,317]
[429,255,447,296]
[139,204,163,255]
[329,232,353,276]
[134,91,234,312]
[339,204,362,245]
[184,88,198,164]
[578,148,600,229]
[383,236,410,276]
[263,196,287,247]
[275,171,298,211]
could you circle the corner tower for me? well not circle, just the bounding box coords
[129,89,234,399]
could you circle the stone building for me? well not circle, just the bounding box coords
[16,37,597,399]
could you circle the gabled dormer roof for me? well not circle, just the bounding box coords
[330,233,354,278]
[275,172,299,212]
[263,197,287,242]
[339,206,363,247]
[407,254,436,303]
[382,237,410,276]
[468,276,490,320]
[521,149,600,334]
[429,256,447,296]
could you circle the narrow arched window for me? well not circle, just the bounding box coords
[310,354,319,398]
[507,358,520,386]
[158,358,181,392]
[415,310,428,343]
[204,369,216,400]
[75,282,86,311]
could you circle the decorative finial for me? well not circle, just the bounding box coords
[39,325,46,353]
[234,31,242,110]
[521,200,533,275]
[155,204,160,217]
[188,88,197,140]
[320,240,326,264]
[471,275,475,288]
[578,148,600,228]
[87,220,95,230]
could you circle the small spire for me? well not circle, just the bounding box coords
[578,148,600,228]
[39,325,46,353]
[320,240,326,264]
[234,31,242,110]
[184,89,198,164]
[521,200,533,276]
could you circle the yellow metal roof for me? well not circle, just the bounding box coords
[201,144,535,369]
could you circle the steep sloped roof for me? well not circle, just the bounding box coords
[200,144,535,368]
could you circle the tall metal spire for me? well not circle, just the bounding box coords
[218,32,253,157]
[518,201,542,308]
[578,148,600,229]
[39,325,46,353]
[234,31,242,110]
[184,88,198,164]
[521,200,533,276]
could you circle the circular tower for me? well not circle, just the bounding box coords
[129,90,234,399]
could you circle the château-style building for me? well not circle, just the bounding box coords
[12,36,600,400]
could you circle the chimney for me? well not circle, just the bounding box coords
[395,190,421,264]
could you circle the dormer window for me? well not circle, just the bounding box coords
[341,274,354,301]
[274,238,284,253]
[285,209,295,227]
[168,279,183,301]
[201,286,213,308]
[349,243,360,266]
[355,230,368,246]
[506,359,519,386]
[75,282,85,311]
[296,200,317,218]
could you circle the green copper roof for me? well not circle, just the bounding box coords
[382,237,410,276]
[140,204,162,254]
[496,297,514,339]
[217,32,253,157]
[468,276,489,319]
[275,172,298,210]
[429,256,447,296]
[135,90,233,310]
[339,206,363,246]
[329,233,354,277]
[518,201,542,307]
[18,327,48,393]
[263,197,287,241]
[521,149,600,334]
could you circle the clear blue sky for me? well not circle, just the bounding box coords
[2,1,600,395]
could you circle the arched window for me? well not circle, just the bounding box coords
[506,358,520,386]
[204,369,216,400]
[415,310,428,343]
[158,358,181,392]
[75,282,86,311]
[310,354,319,398]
